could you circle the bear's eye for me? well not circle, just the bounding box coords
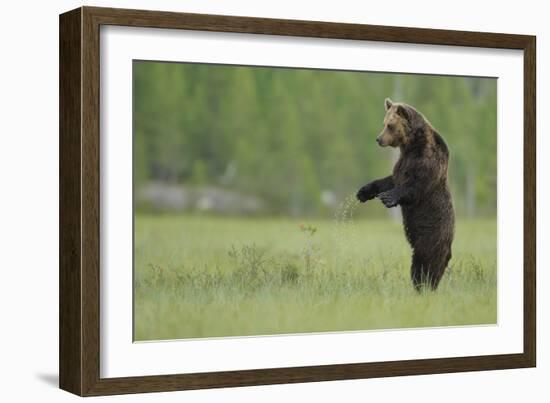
[387,124,395,131]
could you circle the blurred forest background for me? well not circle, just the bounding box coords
[133,61,497,218]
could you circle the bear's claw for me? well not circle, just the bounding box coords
[378,191,398,208]
[356,189,367,202]
[357,184,376,203]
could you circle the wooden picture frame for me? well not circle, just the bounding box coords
[59,6,536,396]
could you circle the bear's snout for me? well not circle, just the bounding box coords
[376,134,390,147]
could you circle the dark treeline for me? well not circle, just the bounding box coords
[134,61,496,218]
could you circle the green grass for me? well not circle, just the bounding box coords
[134,214,497,341]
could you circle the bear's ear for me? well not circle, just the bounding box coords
[396,104,410,122]
[384,98,393,110]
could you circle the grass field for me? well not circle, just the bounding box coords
[134,212,497,341]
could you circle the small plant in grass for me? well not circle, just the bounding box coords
[298,222,321,273]
[280,262,300,284]
[228,243,270,290]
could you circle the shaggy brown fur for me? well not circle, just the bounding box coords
[357,98,455,290]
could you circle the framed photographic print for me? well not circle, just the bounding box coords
[59,6,536,396]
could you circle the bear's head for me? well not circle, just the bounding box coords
[376,98,426,148]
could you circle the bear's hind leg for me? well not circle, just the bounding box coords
[411,249,451,291]
[428,249,452,290]
[410,253,428,292]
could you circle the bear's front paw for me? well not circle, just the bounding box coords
[356,183,377,203]
[377,191,399,208]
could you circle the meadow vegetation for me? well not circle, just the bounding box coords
[134,212,496,341]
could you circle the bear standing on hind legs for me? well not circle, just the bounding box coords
[356,98,455,291]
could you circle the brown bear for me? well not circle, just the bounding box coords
[356,98,455,291]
